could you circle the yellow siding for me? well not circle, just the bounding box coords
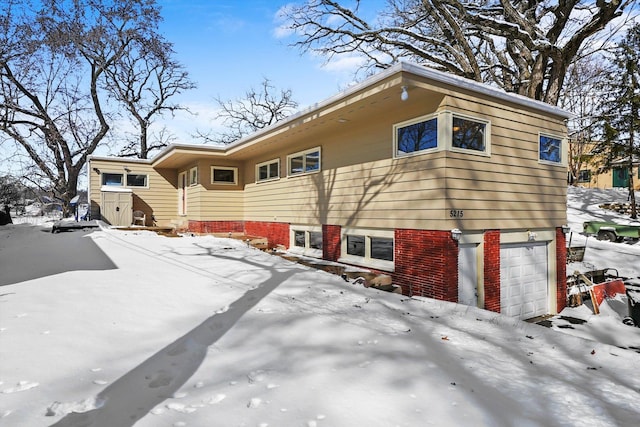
[88,159,177,226]
[240,87,567,231]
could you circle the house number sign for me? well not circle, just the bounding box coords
[449,209,464,218]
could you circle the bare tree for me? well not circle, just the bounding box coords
[198,78,298,145]
[281,0,636,105]
[596,23,640,218]
[0,0,170,214]
[105,40,196,159]
[560,57,610,185]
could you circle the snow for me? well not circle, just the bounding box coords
[1,187,639,427]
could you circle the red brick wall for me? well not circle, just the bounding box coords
[189,220,244,234]
[483,230,501,312]
[245,221,290,248]
[393,229,458,302]
[322,224,341,262]
[556,227,567,312]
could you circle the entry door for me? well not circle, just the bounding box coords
[613,167,629,188]
[458,243,478,307]
[178,171,187,215]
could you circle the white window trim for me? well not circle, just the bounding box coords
[445,111,491,157]
[256,158,280,183]
[289,225,323,258]
[125,173,149,189]
[393,112,444,159]
[287,146,321,177]
[339,227,394,272]
[101,172,149,189]
[101,172,124,187]
[211,166,238,185]
[538,132,567,167]
[189,167,198,186]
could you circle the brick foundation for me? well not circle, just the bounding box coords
[244,221,289,249]
[483,230,501,312]
[393,229,458,302]
[322,224,341,262]
[556,227,567,313]
[189,220,244,234]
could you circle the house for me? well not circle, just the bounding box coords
[88,62,571,320]
[568,139,640,189]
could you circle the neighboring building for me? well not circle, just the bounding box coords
[88,62,571,320]
[568,139,640,189]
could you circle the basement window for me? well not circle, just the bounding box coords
[340,228,394,271]
[290,225,322,257]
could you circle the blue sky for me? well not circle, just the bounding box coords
[152,0,386,142]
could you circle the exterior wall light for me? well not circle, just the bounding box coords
[92,167,100,174]
[401,86,409,101]
[561,224,571,235]
[451,228,462,241]
[527,230,537,241]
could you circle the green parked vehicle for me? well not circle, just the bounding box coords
[583,221,640,242]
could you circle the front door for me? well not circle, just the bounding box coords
[178,171,187,215]
[613,167,629,188]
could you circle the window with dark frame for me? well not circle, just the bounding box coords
[577,170,591,183]
[212,167,237,184]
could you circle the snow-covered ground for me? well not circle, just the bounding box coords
[1,187,639,427]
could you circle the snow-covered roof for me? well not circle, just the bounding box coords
[95,61,572,166]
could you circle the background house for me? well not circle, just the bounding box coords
[89,62,571,320]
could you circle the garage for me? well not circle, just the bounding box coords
[500,242,549,319]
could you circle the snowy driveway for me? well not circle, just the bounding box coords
[0,224,116,286]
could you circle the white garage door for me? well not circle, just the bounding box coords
[500,242,549,319]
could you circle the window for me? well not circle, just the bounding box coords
[289,225,323,257]
[347,235,365,257]
[211,166,238,185]
[452,116,487,153]
[577,170,591,183]
[189,167,198,186]
[340,228,394,271]
[394,115,438,157]
[309,231,322,250]
[294,230,306,247]
[287,147,321,176]
[126,174,148,187]
[539,134,563,164]
[256,159,280,182]
[370,237,393,261]
[102,173,123,186]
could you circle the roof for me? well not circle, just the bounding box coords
[90,62,572,169]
